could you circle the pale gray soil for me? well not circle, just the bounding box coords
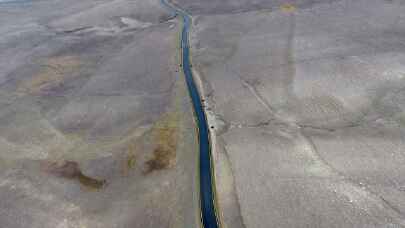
[0,0,199,227]
[171,0,339,14]
[190,0,405,227]
[4,0,405,227]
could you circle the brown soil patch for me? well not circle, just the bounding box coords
[18,56,81,95]
[280,3,296,12]
[126,141,137,169]
[144,112,179,174]
[43,160,106,190]
[120,139,138,176]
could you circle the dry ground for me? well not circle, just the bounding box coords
[189,0,405,227]
[0,0,199,227]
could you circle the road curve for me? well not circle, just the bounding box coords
[160,1,220,228]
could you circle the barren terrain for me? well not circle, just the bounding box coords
[188,0,405,227]
[0,0,199,227]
